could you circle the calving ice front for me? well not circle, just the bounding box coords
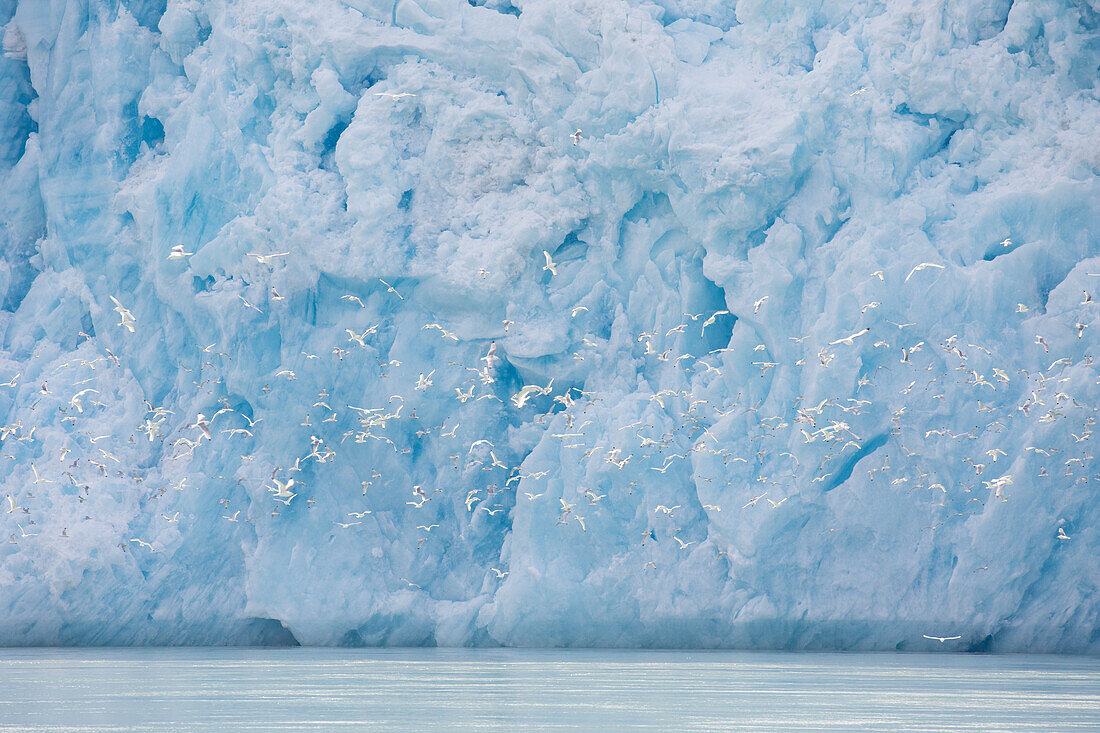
[0,0,1096,650]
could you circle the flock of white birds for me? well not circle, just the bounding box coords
[5,189,1096,647]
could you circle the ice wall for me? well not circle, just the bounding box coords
[1,0,1098,651]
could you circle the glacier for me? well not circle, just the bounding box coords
[0,0,1098,651]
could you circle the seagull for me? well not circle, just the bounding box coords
[167,244,192,260]
[742,492,767,508]
[238,295,263,313]
[423,323,458,341]
[246,252,290,265]
[571,306,589,317]
[269,478,297,501]
[700,310,729,334]
[570,129,582,146]
[129,538,156,551]
[543,250,558,276]
[415,370,435,390]
[31,465,53,484]
[673,536,695,549]
[223,511,240,522]
[346,326,379,346]
[379,278,404,299]
[69,388,99,414]
[829,328,870,346]
[511,385,543,408]
[905,262,945,282]
[752,296,769,314]
[109,296,136,332]
[341,294,365,308]
[375,91,416,99]
[922,634,962,643]
[190,414,212,440]
[490,567,509,578]
[480,341,500,373]
[1057,527,1070,540]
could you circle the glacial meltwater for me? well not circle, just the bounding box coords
[0,648,1097,731]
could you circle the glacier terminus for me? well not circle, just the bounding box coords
[0,0,1098,651]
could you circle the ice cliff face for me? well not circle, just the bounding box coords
[1,0,1098,651]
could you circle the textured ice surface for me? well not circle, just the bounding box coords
[0,0,1098,650]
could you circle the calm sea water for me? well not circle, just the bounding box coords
[0,648,1097,731]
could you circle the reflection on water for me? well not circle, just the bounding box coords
[0,648,1097,731]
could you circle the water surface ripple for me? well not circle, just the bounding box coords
[0,648,1097,731]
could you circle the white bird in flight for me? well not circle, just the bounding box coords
[905,262,945,282]
[701,310,729,334]
[922,634,962,643]
[346,326,378,347]
[571,129,582,146]
[191,413,212,440]
[269,478,297,501]
[247,252,290,265]
[829,328,870,346]
[69,388,99,414]
[511,385,543,408]
[379,279,404,300]
[109,296,136,333]
[543,250,558,276]
[167,244,192,260]
[415,370,435,391]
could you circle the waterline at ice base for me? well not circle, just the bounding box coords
[0,0,1097,651]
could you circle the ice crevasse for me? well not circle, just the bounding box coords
[0,0,1098,650]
